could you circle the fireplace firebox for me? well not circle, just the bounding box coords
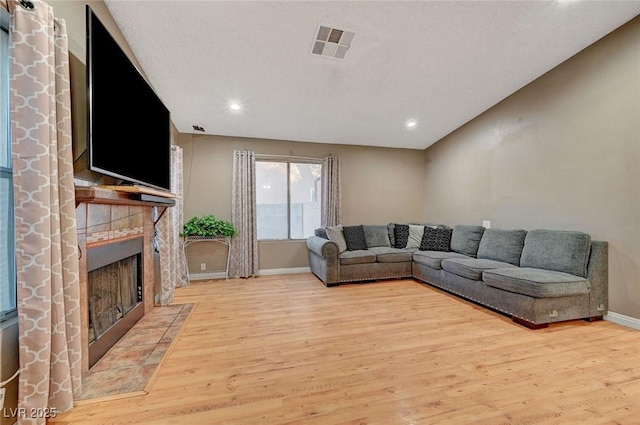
[86,237,144,368]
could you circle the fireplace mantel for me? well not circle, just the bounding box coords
[75,185,176,207]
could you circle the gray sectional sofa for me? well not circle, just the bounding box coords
[306,223,608,329]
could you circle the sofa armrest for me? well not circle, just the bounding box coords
[307,236,340,285]
[307,235,338,258]
[586,241,608,317]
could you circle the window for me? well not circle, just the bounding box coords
[0,9,15,321]
[256,160,322,240]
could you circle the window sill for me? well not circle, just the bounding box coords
[0,312,18,330]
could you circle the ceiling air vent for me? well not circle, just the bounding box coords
[311,24,355,60]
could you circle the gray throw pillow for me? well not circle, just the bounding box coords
[476,228,527,266]
[326,225,347,253]
[450,225,485,257]
[343,225,368,251]
[363,225,391,247]
[387,223,396,247]
[406,224,425,249]
[315,227,328,239]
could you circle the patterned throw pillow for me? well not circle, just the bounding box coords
[343,225,368,251]
[393,224,410,248]
[420,227,452,251]
[315,228,328,239]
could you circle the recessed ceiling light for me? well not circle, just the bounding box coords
[405,119,417,128]
[229,103,241,111]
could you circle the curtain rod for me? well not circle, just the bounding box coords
[255,153,324,163]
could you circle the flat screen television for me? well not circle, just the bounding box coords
[86,6,171,192]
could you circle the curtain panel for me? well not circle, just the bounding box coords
[229,150,258,278]
[159,145,188,305]
[321,155,342,227]
[9,0,82,422]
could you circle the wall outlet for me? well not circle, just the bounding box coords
[200,263,206,271]
[482,220,491,229]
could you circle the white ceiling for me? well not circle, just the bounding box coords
[104,0,640,150]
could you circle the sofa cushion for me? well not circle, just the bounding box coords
[441,258,517,281]
[326,225,347,253]
[393,224,410,248]
[339,250,376,265]
[343,225,368,251]
[483,267,591,298]
[315,227,328,239]
[412,250,470,270]
[450,225,485,258]
[520,229,591,278]
[406,224,425,249]
[420,227,452,251]
[368,246,412,263]
[363,225,391,248]
[476,228,527,266]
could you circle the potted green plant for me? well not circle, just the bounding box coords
[180,214,238,238]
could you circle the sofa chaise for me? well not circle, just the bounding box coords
[306,223,608,329]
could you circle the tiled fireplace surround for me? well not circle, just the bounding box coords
[75,186,160,375]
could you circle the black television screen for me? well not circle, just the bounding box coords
[86,6,171,191]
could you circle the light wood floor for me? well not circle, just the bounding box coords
[51,274,640,425]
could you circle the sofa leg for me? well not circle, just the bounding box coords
[584,316,603,322]
[512,316,549,329]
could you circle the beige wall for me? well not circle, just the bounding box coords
[177,134,426,271]
[423,17,640,320]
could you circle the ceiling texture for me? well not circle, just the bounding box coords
[104,1,640,150]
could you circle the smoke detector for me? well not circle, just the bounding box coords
[311,24,355,60]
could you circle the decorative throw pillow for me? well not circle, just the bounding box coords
[420,227,452,251]
[363,225,391,248]
[393,224,410,248]
[315,227,328,239]
[387,223,396,247]
[326,225,347,253]
[406,224,425,249]
[342,225,368,251]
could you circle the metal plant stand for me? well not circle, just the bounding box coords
[183,236,232,282]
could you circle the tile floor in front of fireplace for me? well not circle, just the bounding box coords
[78,303,194,402]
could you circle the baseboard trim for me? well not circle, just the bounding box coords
[605,311,640,331]
[188,272,227,281]
[188,267,311,281]
[257,267,311,276]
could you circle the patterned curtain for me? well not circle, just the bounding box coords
[158,145,188,305]
[229,150,258,278]
[321,155,342,227]
[9,1,82,422]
